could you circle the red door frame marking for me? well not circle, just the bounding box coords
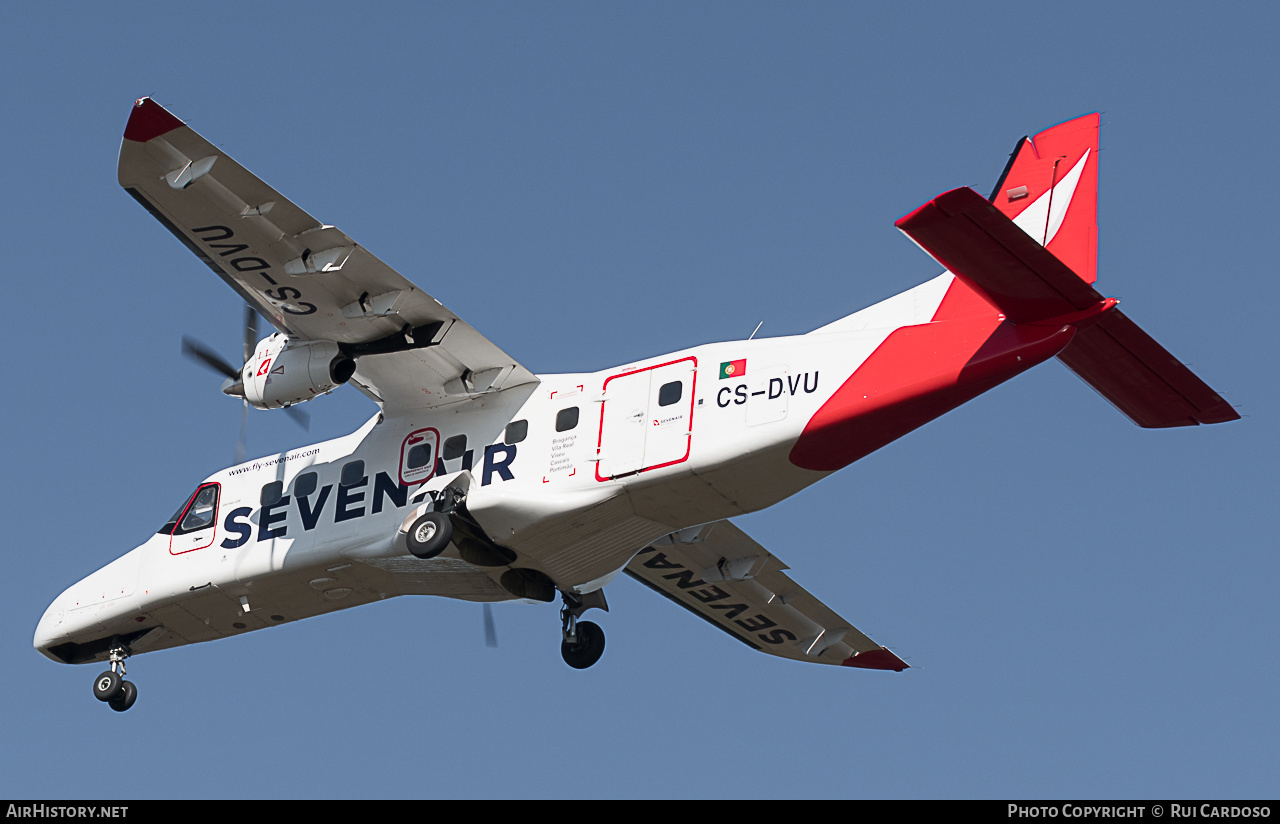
[595,356,697,482]
[168,482,221,555]
[399,428,440,487]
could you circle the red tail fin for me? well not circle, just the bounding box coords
[895,110,1238,429]
[990,113,1099,284]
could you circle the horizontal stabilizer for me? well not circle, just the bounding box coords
[897,187,1237,428]
[896,186,1103,323]
[1058,311,1239,427]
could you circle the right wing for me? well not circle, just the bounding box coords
[118,97,537,415]
[626,521,908,670]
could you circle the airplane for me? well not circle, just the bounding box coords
[34,100,1238,712]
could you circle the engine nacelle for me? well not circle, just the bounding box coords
[234,334,356,410]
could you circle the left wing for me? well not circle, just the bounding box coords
[626,521,908,670]
[118,97,537,414]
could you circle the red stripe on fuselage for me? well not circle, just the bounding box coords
[788,306,1075,473]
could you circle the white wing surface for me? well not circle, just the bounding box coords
[626,522,908,670]
[118,98,537,415]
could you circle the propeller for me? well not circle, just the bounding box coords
[483,603,498,648]
[182,305,308,464]
[180,336,239,382]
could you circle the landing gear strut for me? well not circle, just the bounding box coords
[91,642,138,712]
[560,591,607,670]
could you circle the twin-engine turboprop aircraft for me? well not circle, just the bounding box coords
[35,101,1237,712]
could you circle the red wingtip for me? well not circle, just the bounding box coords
[842,647,909,672]
[123,97,184,143]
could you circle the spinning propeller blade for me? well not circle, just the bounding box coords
[483,603,498,648]
[282,404,310,431]
[181,337,239,381]
[242,305,257,365]
[235,399,248,465]
[183,306,308,463]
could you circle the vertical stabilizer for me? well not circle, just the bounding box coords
[990,113,1099,284]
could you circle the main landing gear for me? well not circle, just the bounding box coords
[560,591,607,670]
[91,643,137,712]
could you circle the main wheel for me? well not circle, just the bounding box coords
[561,620,606,670]
[406,511,453,559]
[93,671,122,702]
[108,681,137,712]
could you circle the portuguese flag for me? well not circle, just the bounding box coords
[719,359,746,379]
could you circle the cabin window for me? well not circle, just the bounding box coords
[407,443,433,469]
[443,435,467,461]
[294,472,318,498]
[340,461,365,487]
[556,407,579,432]
[658,381,683,407]
[260,481,284,506]
[504,419,528,445]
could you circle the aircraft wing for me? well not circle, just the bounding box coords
[117,98,537,414]
[626,521,908,670]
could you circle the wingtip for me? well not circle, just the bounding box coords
[1194,401,1241,425]
[894,186,985,230]
[123,97,184,143]
[842,646,909,672]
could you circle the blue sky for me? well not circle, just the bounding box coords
[3,2,1275,799]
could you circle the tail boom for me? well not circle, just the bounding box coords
[790,315,1075,472]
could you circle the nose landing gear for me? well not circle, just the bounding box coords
[91,643,138,712]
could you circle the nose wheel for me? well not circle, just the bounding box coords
[559,591,608,670]
[91,643,138,712]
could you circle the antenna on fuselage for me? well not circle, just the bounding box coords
[748,321,763,340]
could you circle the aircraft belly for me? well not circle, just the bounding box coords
[627,470,748,526]
[696,443,829,515]
[355,556,512,601]
[496,491,673,592]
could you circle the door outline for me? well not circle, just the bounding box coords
[595,356,697,481]
[399,428,441,487]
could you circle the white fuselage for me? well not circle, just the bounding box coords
[37,272,1040,666]
[33,327,866,662]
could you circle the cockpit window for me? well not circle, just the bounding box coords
[178,485,219,533]
[159,483,220,535]
[158,491,197,535]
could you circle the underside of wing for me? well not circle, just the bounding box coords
[626,521,908,670]
[118,97,537,414]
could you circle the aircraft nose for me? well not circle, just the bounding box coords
[33,600,70,661]
[34,543,149,663]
